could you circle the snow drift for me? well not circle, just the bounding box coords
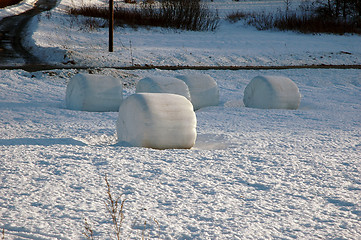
[243,75,301,109]
[135,76,191,100]
[65,73,123,112]
[176,73,219,110]
[117,93,197,149]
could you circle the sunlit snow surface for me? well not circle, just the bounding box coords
[1,0,361,239]
[1,68,360,239]
[0,0,37,20]
[21,0,361,67]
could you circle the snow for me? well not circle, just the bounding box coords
[0,0,37,20]
[136,76,191,100]
[243,75,301,109]
[0,0,361,239]
[116,93,197,149]
[176,73,219,110]
[1,68,360,239]
[65,73,123,112]
[17,0,361,67]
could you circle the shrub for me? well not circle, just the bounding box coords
[226,11,251,23]
[227,6,361,35]
[314,0,361,20]
[274,12,360,34]
[69,5,108,19]
[68,0,219,31]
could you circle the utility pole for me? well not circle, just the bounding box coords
[109,0,114,52]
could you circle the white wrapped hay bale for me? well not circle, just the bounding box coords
[66,73,123,112]
[243,75,301,110]
[136,76,191,101]
[117,93,197,149]
[176,73,219,110]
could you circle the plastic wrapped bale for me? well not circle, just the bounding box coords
[136,76,191,101]
[117,93,197,149]
[66,73,123,112]
[176,73,219,110]
[243,75,301,110]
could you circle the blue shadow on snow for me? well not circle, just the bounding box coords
[0,138,87,146]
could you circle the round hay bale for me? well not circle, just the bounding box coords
[66,73,123,112]
[176,73,219,110]
[243,75,301,110]
[136,76,191,101]
[117,93,197,149]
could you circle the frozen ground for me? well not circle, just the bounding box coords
[1,0,361,239]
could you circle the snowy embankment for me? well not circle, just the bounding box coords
[20,0,361,67]
[1,68,360,239]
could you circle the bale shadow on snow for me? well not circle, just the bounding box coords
[297,101,319,110]
[193,134,231,150]
[0,137,87,146]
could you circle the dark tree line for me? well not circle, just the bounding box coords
[315,0,361,20]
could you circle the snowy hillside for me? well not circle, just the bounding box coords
[21,0,361,67]
[1,0,361,239]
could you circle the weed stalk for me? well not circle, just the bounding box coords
[83,218,94,240]
[105,175,126,240]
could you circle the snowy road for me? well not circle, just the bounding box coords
[0,0,58,67]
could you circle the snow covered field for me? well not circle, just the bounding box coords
[1,0,361,239]
[1,67,360,239]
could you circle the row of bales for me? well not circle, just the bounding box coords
[66,73,300,149]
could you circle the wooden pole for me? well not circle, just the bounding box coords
[109,0,114,52]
